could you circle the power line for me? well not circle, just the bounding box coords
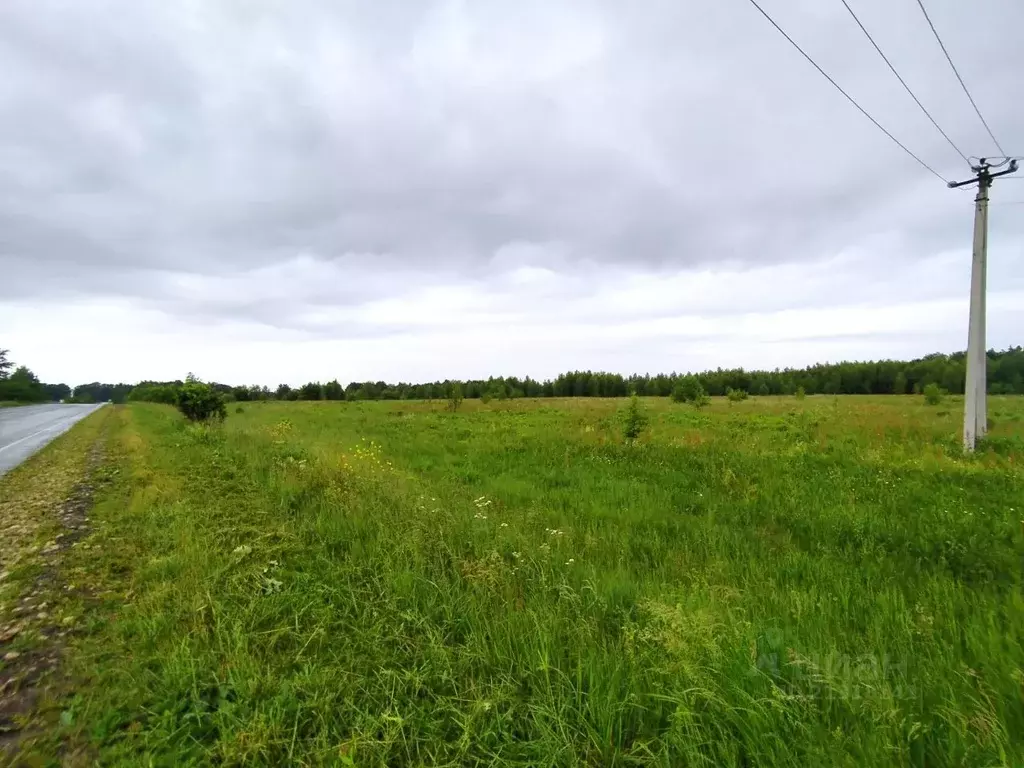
[743,0,949,184]
[914,0,1006,156]
[838,0,968,165]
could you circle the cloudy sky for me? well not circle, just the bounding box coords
[1,0,1022,387]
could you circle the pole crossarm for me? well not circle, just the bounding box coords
[949,158,1018,188]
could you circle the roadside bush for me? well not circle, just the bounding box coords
[128,382,179,405]
[726,388,749,403]
[177,376,227,422]
[923,382,944,405]
[621,394,649,441]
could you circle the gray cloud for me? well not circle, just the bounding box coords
[1,0,1023,334]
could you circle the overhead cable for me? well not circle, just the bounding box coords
[914,0,1006,156]
[839,0,968,165]
[743,0,949,184]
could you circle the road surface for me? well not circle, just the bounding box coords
[0,403,106,476]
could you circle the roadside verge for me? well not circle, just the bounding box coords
[0,406,118,763]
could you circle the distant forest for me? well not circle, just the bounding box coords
[11,345,1018,405]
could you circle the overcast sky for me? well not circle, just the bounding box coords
[1,0,1022,387]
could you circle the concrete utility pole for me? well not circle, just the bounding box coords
[948,157,1018,451]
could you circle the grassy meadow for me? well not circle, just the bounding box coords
[24,395,1024,765]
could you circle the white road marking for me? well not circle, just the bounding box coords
[0,404,106,475]
[0,423,66,454]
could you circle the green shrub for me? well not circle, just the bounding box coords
[176,376,227,422]
[923,382,944,405]
[693,392,711,409]
[726,388,749,403]
[671,377,704,404]
[621,394,649,441]
[795,386,806,400]
[128,383,179,404]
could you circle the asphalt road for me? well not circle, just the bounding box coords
[0,403,106,476]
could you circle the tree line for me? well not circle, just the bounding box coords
[3,346,1022,406]
[0,349,71,403]
[125,346,1023,404]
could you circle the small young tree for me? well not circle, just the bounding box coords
[693,392,711,409]
[447,382,464,412]
[922,382,944,405]
[795,386,807,400]
[892,372,908,395]
[177,375,227,422]
[621,393,649,441]
[485,382,507,401]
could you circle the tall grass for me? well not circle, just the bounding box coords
[60,396,1024,766]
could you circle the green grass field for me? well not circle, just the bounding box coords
[18,396,1024,765]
